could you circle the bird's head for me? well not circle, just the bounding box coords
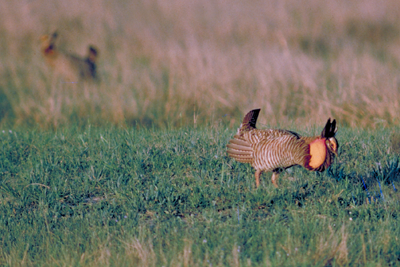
[326,136,339,156]
[321,118,338,156]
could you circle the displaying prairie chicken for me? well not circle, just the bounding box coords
[41,32,99,82]
[227,109,338,188]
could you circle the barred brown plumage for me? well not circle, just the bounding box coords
[226,109,338,188]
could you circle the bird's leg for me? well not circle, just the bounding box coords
[255,170,262,188]
[271,170,280,188]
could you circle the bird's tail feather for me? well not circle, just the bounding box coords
[226,135,253,163]
[239,109,261,132]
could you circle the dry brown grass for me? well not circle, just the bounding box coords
[313,225,349,266]
[1,0,400,128]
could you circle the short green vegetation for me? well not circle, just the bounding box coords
[1,125,399,266]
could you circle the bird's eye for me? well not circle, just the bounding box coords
[325,140,330,148]
[328,138,337,151]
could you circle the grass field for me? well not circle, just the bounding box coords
[1,0,400,266]
[1,125,400,266]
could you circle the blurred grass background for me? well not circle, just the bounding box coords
[1,0,400,128]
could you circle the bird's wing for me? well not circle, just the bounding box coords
[227,129,302,164]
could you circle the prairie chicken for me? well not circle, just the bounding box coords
[41,32,99,82]
[227,109,338,188]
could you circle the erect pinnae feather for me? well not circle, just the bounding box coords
[321,118,337,138]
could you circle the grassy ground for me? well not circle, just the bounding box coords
[1,124,399,266]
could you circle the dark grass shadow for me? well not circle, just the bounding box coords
[327,158,400,206]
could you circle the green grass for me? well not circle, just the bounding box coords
[1,124,400,266]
